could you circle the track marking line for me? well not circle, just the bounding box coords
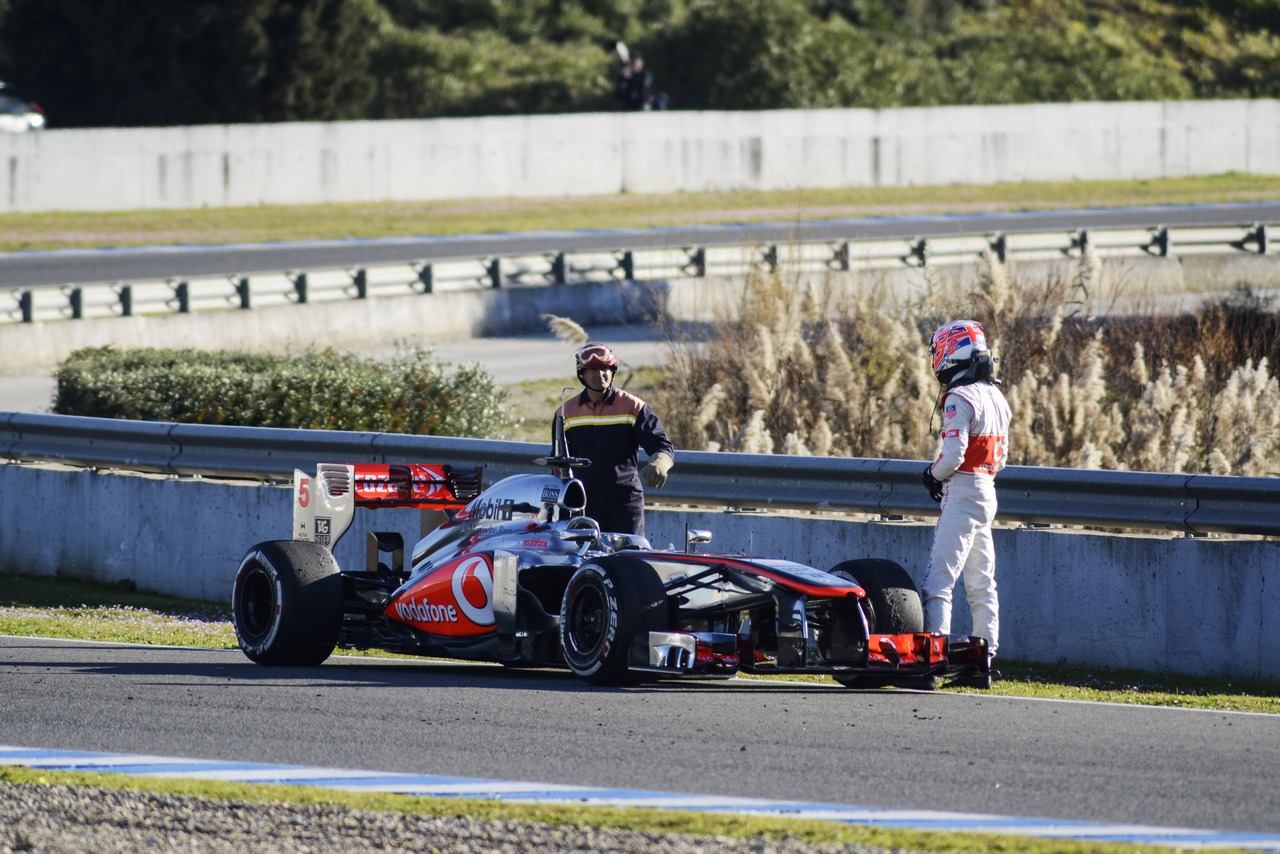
[2,745,1278,850]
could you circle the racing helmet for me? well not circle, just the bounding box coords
[575,342,618,379]
[928,319,995,386]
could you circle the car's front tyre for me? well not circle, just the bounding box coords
[828,558,923,634]
[232,540,342,666]
[559,555,667,685]
[828,558,927,690]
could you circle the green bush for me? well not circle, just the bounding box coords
[6,0,1278,127]
[53,346,512,439]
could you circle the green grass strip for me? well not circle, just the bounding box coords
[0,173,1275,251]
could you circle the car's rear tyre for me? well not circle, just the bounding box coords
[232,540,342,666]
[560,555,667,685]
[828,559,924,690]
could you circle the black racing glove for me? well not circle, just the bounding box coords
[922,465,945,503]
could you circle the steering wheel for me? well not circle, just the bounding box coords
[565,516,601,534]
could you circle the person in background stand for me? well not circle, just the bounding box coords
[555,342,674,536]
[920,319,1011,679]
[616,51,653,110]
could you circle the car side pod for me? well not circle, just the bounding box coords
[629,631,739,675]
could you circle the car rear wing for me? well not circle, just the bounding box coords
[293,463,483,550]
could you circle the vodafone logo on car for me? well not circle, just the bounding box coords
[387,554,495,637]
[450,555,494,626]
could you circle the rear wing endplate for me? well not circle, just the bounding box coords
[293,463,483,549]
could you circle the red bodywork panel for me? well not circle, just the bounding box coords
[350,464,481,510]
[385,552,497,638]
[868,633,945,668]
[867,633,989,672]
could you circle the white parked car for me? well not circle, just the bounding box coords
[0,84,44,132]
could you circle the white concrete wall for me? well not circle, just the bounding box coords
[3,461,1276,680]
[1,100,1276,212]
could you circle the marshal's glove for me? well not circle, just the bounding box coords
[642,452,674,489]
[922,465,945,503]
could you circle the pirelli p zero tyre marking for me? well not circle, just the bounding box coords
[232,540,343,667]
[559,555,668,686]
[234,551,284,654]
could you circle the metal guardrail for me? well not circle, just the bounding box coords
[2,412,1276,537]
[4,222,1273,324]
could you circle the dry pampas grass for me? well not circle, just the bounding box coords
[649,259,1280,476]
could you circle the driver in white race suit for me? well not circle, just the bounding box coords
[920,319,1011,666]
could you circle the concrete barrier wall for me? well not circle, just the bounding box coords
[2,461,1276,679]
[1,100,1276,212]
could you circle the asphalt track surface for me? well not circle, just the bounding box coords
[3,201,1279,288]
[2,636,1279,842]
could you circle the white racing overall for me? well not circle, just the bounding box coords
[922,380,1011,657]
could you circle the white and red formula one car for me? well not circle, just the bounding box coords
[232,434,991,689]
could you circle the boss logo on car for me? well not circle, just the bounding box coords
[541,486,560,503]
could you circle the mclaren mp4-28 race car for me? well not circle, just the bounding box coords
[232,445,992,689]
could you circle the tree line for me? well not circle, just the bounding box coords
[2,0,1277,128]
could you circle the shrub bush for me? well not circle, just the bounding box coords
[53,346,512,439]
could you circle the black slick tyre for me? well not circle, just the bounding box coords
[828,559,925,690]
[559,555,667,685]
[828,558,923,633]
[232,540,343,666]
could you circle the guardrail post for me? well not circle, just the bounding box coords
[615,250,635,281]
[18,289,33,323]
[1239,224,1269,255]
[761,244,778,273]
[171,280,190,313]
[548,252,567,284]
[683,247,706,277]
[117,284,133,317]
[351,269,368,299]
[905,238,928,267]
[66,287,83,320]
[1146,227,1171,257]
[1067,229,1090,257]
[290,272,308,304]
[234,276,251,310]
[485,258,502,289]
[829,241,850,271]
[989,233,1007,264]
[414,263,433,294]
